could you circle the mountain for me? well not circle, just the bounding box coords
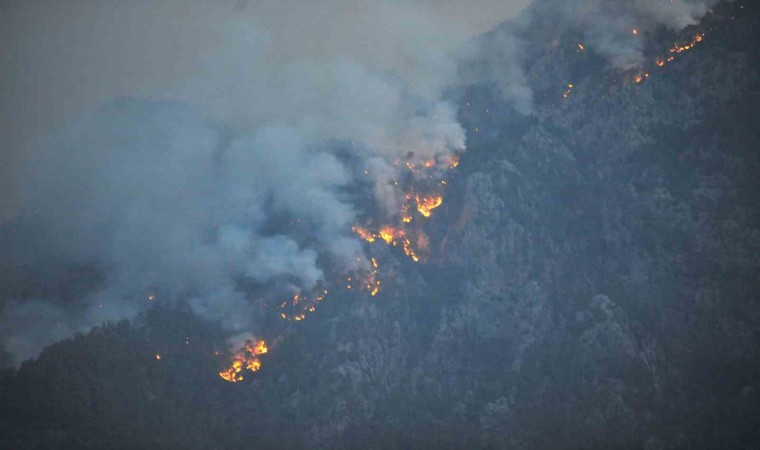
[2,1,759,449]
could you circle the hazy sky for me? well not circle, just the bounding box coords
[0,0,530,217]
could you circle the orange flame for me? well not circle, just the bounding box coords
[353,226,422,263]
[221,142,462,384]
[277,289,328,321]
[352,226,376,243]
[632,32,706,86]
[219,339,267,383]
[245,340,268,355]
[415,195,443,217]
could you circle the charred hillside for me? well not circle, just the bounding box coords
[2,1,759,449]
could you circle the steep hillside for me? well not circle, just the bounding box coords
[2,1,758,449]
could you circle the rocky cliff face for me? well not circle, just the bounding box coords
[2,1,758,449]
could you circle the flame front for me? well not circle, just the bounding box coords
[564,29,710,96]
[630,32,707,86]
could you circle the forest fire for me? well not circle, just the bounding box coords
[629,32,707,86]
[219,7,725,386]
[246,340,268,355]
[353,226,422,262]
[345,260,381,296]
[633,72,649,84]
[276,289,328,321]
[415,195,443,217]
[349,151,458,267]
[670,32,704,54]
[222,149,461,382]
[219,339,268,383]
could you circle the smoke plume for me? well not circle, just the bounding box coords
[0,0,533,366]
[0,0,721,366]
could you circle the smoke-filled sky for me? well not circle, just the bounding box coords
[0,0,721,366]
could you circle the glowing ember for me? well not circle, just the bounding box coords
[669,32,705,55]
[562,83,574,99]
[342,258,382,296]
[277,289,328,321]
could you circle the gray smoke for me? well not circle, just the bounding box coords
[0,0,531,366]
